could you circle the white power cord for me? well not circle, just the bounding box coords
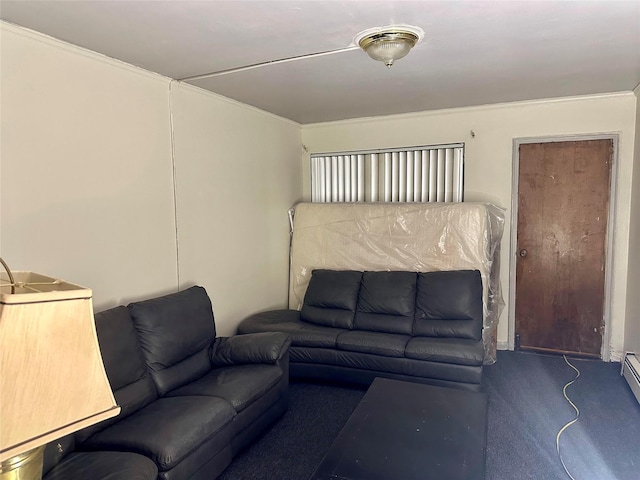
[168,79,180,290]
[556,354,581,480]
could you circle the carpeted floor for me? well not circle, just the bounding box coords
[219,381,366,480]
[483,351,640,480]
[218,351,640,480]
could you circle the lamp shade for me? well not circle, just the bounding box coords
[0,272,120,463]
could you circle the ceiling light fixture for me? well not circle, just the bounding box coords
[355,25,424,68]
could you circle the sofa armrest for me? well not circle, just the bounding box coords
[210,332,291,366]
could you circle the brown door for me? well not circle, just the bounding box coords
[515,139,612,357]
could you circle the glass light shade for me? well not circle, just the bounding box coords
[359,31,419,67]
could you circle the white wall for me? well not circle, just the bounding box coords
[0,23,302,334]
[171,83,301,335]
[624,87,640,355]
[301,95,637,360]
[1,23,177,309]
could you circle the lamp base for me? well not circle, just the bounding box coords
[0,447,45,480]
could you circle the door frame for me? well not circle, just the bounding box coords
[508,134,619,360]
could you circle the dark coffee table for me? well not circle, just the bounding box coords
[310,377,488,480]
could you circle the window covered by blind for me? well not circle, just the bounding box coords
[310,144,464,203]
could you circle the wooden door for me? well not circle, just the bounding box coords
[515,139,612,356]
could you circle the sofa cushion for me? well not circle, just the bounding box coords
[128,286,215,395]
[83,396,235,472]
[354,271,417,335]
[289,347,482,385]
[43,451,158,480]
[166,364,283,412]
[405,337,485,366]
[76,306,158,442]
[414,270,483,340]
[239,309,347,348]
[336,331,410,358]
[301,270,363,329]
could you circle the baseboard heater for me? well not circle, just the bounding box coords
[622,352,640,405]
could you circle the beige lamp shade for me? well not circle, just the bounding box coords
[0,272,121,463]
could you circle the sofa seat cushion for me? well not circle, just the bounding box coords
[166,364,283,413]
[405,337,484,366]
[43,451,157,480]
[289,347,482,385]
[238,310,347,348]
[336,331,410,358]
[83,396,235,471]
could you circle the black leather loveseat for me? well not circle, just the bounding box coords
[42,286,291,480]
[239,269,484,391]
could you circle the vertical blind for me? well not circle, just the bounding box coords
[310,144,464,203]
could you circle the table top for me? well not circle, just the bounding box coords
[310,378,488,480]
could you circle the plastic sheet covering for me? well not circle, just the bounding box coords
[288,202,505,364]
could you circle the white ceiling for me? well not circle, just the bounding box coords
[2,0,639,124]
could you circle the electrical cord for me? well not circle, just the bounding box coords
[556,354,581,480]
[168,79,180,290]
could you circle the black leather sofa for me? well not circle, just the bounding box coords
[239,269,484,391]
[42,286,291,480]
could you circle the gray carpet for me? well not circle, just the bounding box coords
[219,351,640,479]
[483,351,640,480]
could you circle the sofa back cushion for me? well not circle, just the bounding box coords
[354,271,417,335]
[76,306,158,442]
[128,286,215,396]
[414,270,483,340]
[300,270,363,329]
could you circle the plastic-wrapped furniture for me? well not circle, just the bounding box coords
[286,202,504,364]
